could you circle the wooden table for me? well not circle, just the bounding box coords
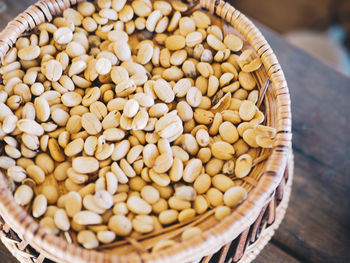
[0,1,349,262]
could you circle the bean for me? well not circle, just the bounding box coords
[71,154,97,173]
[65,191,82,217]
[127,196,152,215]
[223,186,247,207]
[108,215,132,236]
[14,185,33,205]
[132,215,154,233]
[194,174,211,194]
[159,209,178,225]
[235,154,253,178]
[73,211,103,225]
[54,209,70,231]
[77,230,99,249]
[206,188,224,207]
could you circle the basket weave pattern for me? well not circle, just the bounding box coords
[0,0,292,262]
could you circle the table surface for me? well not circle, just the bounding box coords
[0,1,349,263]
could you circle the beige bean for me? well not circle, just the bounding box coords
[207,34,226,51]
[7,166,27,182]
[66,41,85,57]
[18,45,40,60]
[242,129,259,148]
[132,215,154,233]
[64,138,84,157]
[83,194,105,214]
[77,230,99,249]
[211,141,235,160]
[206,188,224,207]
[183,158,202,183]
[239,100,256,121]
[143,143,159,168]
[126,145,143,164]
[43,60,63,82]
[169,196,191,210]
[167,157,182,182]
[81,112,102,135]
[153,153,173,173]
[106,172,119,195]
[65,191,82,217]
[193,195,208,214]
[132,1,151,17]
[186,87,202,107]
[123,99,139,118]
[61,92,82,107]
[141,185,160,205]
[111,162,128,184]
[72,157,99,174]
[219,121,239,144]
[238,49,262,72]
[67,167,89,184]
[74,211,103,225]
[54,27,73,45]
[32,194,47,218]
[96,57,112,75]
[224,34,243,52]
[97,230,116,244]
[120,158,136,178]
[178,208,196,222]
[14,184,33,205]
[40,217,59,234]
[212,174,235,192]
[176,101,193,122]
[149,169,170,187]
[175,185,197,201]
[113,202,128,215]
[93,190,113,210]
[108,215,132,236]
[235,154,253,178]
[171,146,189,162]
[137,43,153,65]
[54,209,70,231]
[238,71,256,90]
[165,35,186,51]
[113,40,131,62]
[34,97,50,122]
[127,196,152,215]
[26,164,45,184]
[17,119,44,136]
[159,209,178,225]
[194,174,211,194]
[154,79,175,103]
[223,186,247,207]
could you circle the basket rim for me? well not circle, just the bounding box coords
[0,0,292,262]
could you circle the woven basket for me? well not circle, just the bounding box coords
[0,0,292,262]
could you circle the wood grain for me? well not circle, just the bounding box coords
[231,0,333,33]
[259,25,350,263]
[254,243,300,263]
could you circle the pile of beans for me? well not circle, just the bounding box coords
[0,0,276,249]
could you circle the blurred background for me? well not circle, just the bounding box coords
[231,0,350,75]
